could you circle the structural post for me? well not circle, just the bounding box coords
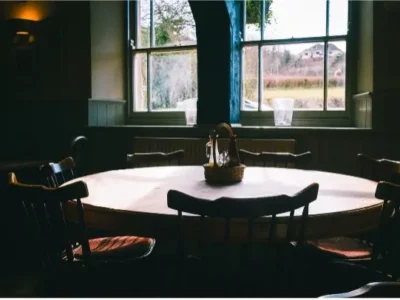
[189,0,241,126]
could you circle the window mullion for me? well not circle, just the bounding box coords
[132,0,139,112]
[258,0,265,111]
[242,35,346,47]
[261,0,265,40]
[150,0,154,47]
[242,0,246,41]
[147,52,152,112]
[134,0,139,47]
[323,0,330,111]
[133,44,197,54]
[241,49,245,111]
[323,40,328,111]
[240,0,245,111]
[132,53,136,112]
[326,0,330,35]
[148,0,154,112]
[258,45,263,112]
[345,0,352,113]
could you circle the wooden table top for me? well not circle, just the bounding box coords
[70,166,381,218]
[67,166,382,238]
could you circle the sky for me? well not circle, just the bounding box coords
[246,0,348,54]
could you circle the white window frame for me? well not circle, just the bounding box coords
[127,0,197,125]
[240,0,354,127]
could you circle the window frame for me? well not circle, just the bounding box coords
[240,0,355,127]
[126,0,197,125]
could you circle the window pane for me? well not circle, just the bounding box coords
[327,41,346,110]
[133,53,148,111]
[242,46,259,110]
[154,0,196,47]
[138,0,150,48]
[263,43,324,110]
[329,0,348,36]
[150,50,197,110]
[245,0,261,41]
[264,0,326,40]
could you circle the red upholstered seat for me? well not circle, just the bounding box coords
[74,236,156,260]
[307,237,373,259]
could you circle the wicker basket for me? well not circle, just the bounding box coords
[203,123,246,184]
[204,164,246,184]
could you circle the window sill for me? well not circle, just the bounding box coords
[232,125,370,131]
[240,110,352,127]
[127,110,354,127]
[88,124,372,132]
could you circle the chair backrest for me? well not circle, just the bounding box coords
[240,150,312,169]
[320,282,400,298]
[133,137,296,166]
[167,183,319,264]
[8,172,91,270]
[40,157,76,188]
[126,150,185,168]
[373,181,400,279]
[70,136,89,177]
[357,153,400,183]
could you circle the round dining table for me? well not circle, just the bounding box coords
[64,166,382,242]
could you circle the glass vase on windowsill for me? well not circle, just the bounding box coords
[183,99,197,126]
[273,98,294,126]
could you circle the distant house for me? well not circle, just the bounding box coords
[300,43,343,61]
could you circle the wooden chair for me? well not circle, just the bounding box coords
[40,157,97,243]
[239,150,312,169]
[133,137,295,166]
[126,150,185,168]
[304,154,400,264]
[320,282,400,298]
[70,136,89,177]
[8,172,156,296]
[167,183,319,296]
[304,181,400,281]
[40,157,76,188]
[357,153,400,183]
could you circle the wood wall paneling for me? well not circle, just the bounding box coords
[353,92,372,128]
[133,137,296,166]
[88,99,126,126]
[81,127,394,177]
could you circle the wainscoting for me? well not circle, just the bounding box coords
[353,92,372,128]
[82,126,397,178]
[133,137,296,165]
[88,99,126,126]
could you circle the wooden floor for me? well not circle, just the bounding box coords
[0,252,390,298]
[0,234,393,297]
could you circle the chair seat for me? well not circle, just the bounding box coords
[306,237,373,259]
[74,236,156,260]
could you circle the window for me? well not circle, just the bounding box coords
[129,0,197,116]
[242,0,350,125]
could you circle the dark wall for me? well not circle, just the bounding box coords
[0,19,7,159]
[2,1,90,161]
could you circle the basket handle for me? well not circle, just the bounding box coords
[211,130,218,168]
[216,123,235,138]
[211,123,240,168]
